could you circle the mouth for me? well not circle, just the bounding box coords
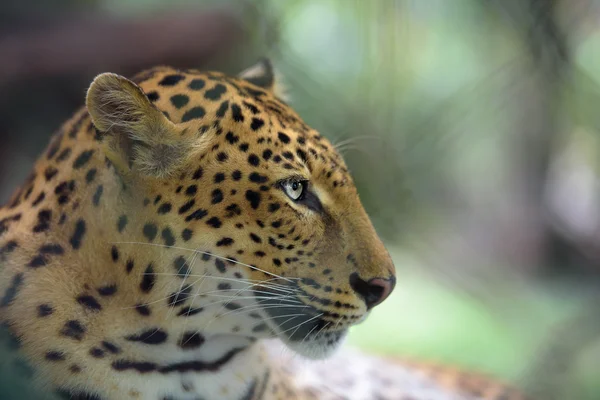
[252,284,351,359]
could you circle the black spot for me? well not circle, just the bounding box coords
[146,91,159,102]
[206,217,222,228]
[185,208,208,222]
[211,189,224,204]
[61,320,86,341]
[249,172,268,184]
[262,149,273,160]
[46,351,66,361]
[117,215,128,232]
[162,227,176,247]
[243,101,260,114]
[271,220,282,228]
[232,170,242,181]
[73,150,94,169]
[77,295,102,312]
[273,258,281,266]
[268,203,280,212]
[179,199,195,214]
[245,190,261,209]
[250,118,265,131]
[98,284,117,296]
[55,389,103,400]
[167,285,192,307]
[28,255,47,268]
[248,154,260,167]
[69,365,81,374]
[225,131,239,144]
[32,192,45,206]
[192,167,203,180]
[224,303,241,310]
[216,237,234,247]
[216,152,228,162]
[178,332,205,349]
[215,259,226,273]
[181,107,206,122]
[92,185,103,206]
[158,203,172,215]
[159,74,185,86]
[1,273,24,307]
[231,103,244,122]
[181,228,193,241]
[102,341,121,354]
[112,359,157,374]
[173,256,190,278]
[185,185,197,196]
[40,243,64,255]
[135,304,151,316]
[282,151,294,161]
[85,168,97,183]
[177,306,203,317]
[278,132,291,143]
[239,143,249,152]
[188,78,205,90]
[70,219,86,249]
[216,101,229,118]
[143,223,158,242]
[204,84,227,100]
[126,259,135,274]
[90,347,105,358]
[140,264,156,293]
[111,245,119,262]
[249,233,262,244]
[225,203,242,217]
[56,148,72,162]
[33,209,52,233]
[0,240,18,260]
[214,173,225,183]
[44,166,58,181]
[126,328,168,345]
[38,303,54,317]
[170,94,189,109]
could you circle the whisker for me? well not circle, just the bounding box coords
[112,241,294,282]
[279,313,324,336]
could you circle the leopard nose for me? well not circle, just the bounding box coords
[349,273,396,310]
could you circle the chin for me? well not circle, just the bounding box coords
[282,329,348,360]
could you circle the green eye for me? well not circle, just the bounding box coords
[282,180,305,201]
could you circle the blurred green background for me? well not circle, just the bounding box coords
[1,0,600,399]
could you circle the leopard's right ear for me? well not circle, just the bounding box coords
[86,73,191,178]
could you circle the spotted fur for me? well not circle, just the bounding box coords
[0,59,527,399]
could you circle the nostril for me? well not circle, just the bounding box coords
[349,273,395,310]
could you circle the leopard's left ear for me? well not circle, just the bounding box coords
[239,58,288,101]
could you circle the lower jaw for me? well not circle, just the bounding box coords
[279,328,348,360]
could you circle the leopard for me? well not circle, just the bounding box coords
[0,58,529,400]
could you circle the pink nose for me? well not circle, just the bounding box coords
[349,273,396,310]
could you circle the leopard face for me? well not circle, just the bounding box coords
[83,60,396,359]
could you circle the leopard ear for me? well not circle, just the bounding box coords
[86,73,190,178]
[239,58,288,101]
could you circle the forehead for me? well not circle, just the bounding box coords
[133,67,352,190]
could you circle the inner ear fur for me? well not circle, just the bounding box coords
[86,73,191,178]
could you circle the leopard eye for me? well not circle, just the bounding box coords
[282,180,305,201]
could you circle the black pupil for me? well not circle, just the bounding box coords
[291,182,299,191]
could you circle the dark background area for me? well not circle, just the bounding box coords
[1,0,600,399]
